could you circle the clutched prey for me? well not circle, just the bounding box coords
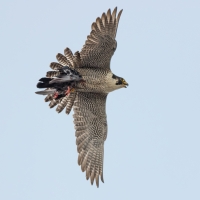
[35,65,84,99]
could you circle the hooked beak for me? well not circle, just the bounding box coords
[123,81,129,88]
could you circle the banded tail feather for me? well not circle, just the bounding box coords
[36,47,83,115]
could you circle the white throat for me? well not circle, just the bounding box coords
[105,72,123,93]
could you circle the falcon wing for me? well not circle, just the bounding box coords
[80,7,123,69]
[73,92,108,187]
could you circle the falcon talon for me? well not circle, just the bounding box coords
[53,91,59,99]
[35,7,128,188]
[65,86,71,96]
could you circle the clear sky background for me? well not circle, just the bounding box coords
[0,0,199,199]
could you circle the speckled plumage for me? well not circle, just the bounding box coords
[35,7,128,187]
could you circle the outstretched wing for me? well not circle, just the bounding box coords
[73,92,108,187]
[80,7,123,69]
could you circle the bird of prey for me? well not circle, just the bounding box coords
[35,7,128,187]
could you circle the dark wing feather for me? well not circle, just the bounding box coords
[80,7,123,69]
[73,92,108,187]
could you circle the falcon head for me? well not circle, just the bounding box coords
[112,74,129,88]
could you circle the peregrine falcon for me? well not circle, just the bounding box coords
[36,7,128,187]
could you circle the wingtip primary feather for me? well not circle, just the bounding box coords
[101,175,104,183]
[90,170,95,185]
[95,173,99,188]
[112,7,117,21]
[107,8,111,23]
[114,9,123,37]
[86,166,90,180]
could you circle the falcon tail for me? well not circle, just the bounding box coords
[35,47,82,115]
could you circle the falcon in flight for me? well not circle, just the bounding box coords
[36,7,128,187]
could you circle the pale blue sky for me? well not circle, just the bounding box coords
[0,0,200,199]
